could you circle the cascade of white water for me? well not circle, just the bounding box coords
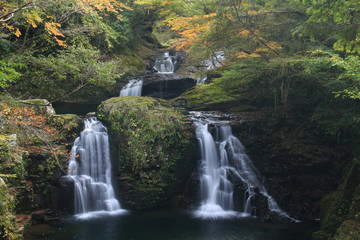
[194,122,237,219]
[67,117,124,218]
[197,51,225,84]
[193,114,290,219]
[153,52,176,74]
[119,79,143,97]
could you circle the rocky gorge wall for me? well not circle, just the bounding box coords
[0,99,82,239]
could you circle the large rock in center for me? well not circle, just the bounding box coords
[97,97,196,209]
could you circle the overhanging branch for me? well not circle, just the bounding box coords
[0,1,33,22]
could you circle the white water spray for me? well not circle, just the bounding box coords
[153,52,176,74]
[120,79,143,97]
[67,118,125,218]
[192,113,291,220]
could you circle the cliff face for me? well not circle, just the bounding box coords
[98,97,197,209]
[312,159,360,240]
[0,99,82,239]
[229,113,349,221]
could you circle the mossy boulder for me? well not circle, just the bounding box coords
[21,99,55,115]
[313,159,360,239]
[48,114,82,141]
[98,97,196,209]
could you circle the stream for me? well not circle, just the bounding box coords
[25,52,318,239]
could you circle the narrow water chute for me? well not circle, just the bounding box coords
[67,117,125,218]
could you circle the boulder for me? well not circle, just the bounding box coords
[98,97,197,209]
[21,99,56,115]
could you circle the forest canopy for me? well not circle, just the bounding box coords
[0,0,359,101]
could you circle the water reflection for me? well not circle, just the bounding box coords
[25,210,317,240]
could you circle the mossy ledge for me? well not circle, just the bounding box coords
[312,159,360,240]
[97,97,197,209]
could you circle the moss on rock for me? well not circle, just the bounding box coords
[98,97,196,209]
[0,177,19,240]
[0,135,26,240]
[313,159,360,239]
[48,114,82,141]
[21,99,55,116]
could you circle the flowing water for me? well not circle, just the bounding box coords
[191,112,291,220]
[197,51,225,84]
[153,52,176,74]
[26,53,316,239]
[119,78,143,97]
[67,118,125,219]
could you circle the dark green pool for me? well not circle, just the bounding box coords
[24,210,317,240]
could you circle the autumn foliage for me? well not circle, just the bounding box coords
[0,102,70,164]
[0,0,132,48]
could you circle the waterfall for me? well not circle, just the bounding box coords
[119,79,143,97]
[153,52,176,74]
[67,117,125,218]
[192,113,291,219]
[197,51,225,84]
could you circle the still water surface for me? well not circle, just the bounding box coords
[24,210,317,240]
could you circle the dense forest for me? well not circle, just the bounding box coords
[0,0,359,239]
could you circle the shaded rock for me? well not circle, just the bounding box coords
[142,78,196,99]
[58,176,75,214]
[312,159,360,239]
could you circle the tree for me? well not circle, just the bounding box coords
[0,0,132,52]
[295,0,360,54]
[135,0,304,64]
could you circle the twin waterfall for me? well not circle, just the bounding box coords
[193,114,290,219]
[64,52,293,221]
[67,118,124,218]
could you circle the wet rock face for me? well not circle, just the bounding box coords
[231,118,349,220]
[142,78,196,99]
[58,176,75,214]
[97,97,197,209]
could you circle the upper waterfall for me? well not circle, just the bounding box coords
[67,117,125,218]
[153,52,176,74]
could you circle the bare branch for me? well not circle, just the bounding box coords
[231,4,280,56]
[0,1,33,22]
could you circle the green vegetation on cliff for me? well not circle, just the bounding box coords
[98,97,196,209]
[0,0,156,103]
[0,99,81,239]
[313,159,360,240]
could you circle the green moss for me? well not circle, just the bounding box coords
[315,159,360,239]
[98,97,196,209]
[334,220,360,240]
[48,114,82,140]
[115,52,146,75]
[0,177,20,239]
[21,99,55,115]
[0,135,25,182]
[179,78,247,110]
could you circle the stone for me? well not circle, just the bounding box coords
[21,99,56,115]
[58,176,75,214]
[98,97,197,209]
